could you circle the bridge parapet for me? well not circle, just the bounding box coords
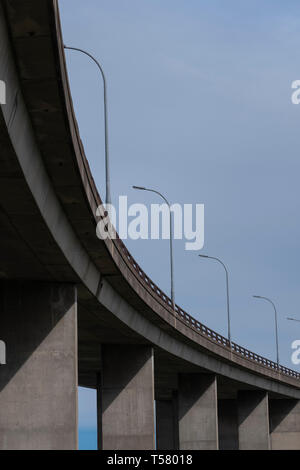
[115,238,300,380]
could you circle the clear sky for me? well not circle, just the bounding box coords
[59,0,300,449]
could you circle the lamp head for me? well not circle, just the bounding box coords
[132,185,146,191]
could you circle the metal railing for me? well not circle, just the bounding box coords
[113,237,300,380]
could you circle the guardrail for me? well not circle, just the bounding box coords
[114,237,300,380]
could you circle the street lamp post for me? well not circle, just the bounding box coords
[198,255,231,345]
[133,186,175,310]
[64,45,111,206]
[253,295,280,367]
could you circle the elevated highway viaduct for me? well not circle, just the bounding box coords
[0,0,299,450]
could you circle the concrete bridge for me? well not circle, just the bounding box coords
[0,0,299,450]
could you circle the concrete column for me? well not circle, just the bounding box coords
[96,372,102,451]
[99,344,155,450]
[0,282,78,450]
[218,399,238,449]
[178,374,218,450]
[237,390,270,450]
[269,399,300,449]
[156,394,179,450]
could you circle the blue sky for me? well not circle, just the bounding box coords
[59,0,300,449]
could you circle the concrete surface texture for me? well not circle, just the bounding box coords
[237,390,270,450]
[0,282,78,450]
[156,396,179,450]
[99,345,155,450]
[178,374,218,450]
[269,399,300,449]
[218,399,239,450]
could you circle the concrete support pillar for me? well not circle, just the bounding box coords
[0,282,78,450]
[269,399,300,449]
[96,372,102,451]
[178,374,218,450]
[237,390,270,450]
[218,399,238,449]
[156,394,179,450]
[99,344,155,450]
